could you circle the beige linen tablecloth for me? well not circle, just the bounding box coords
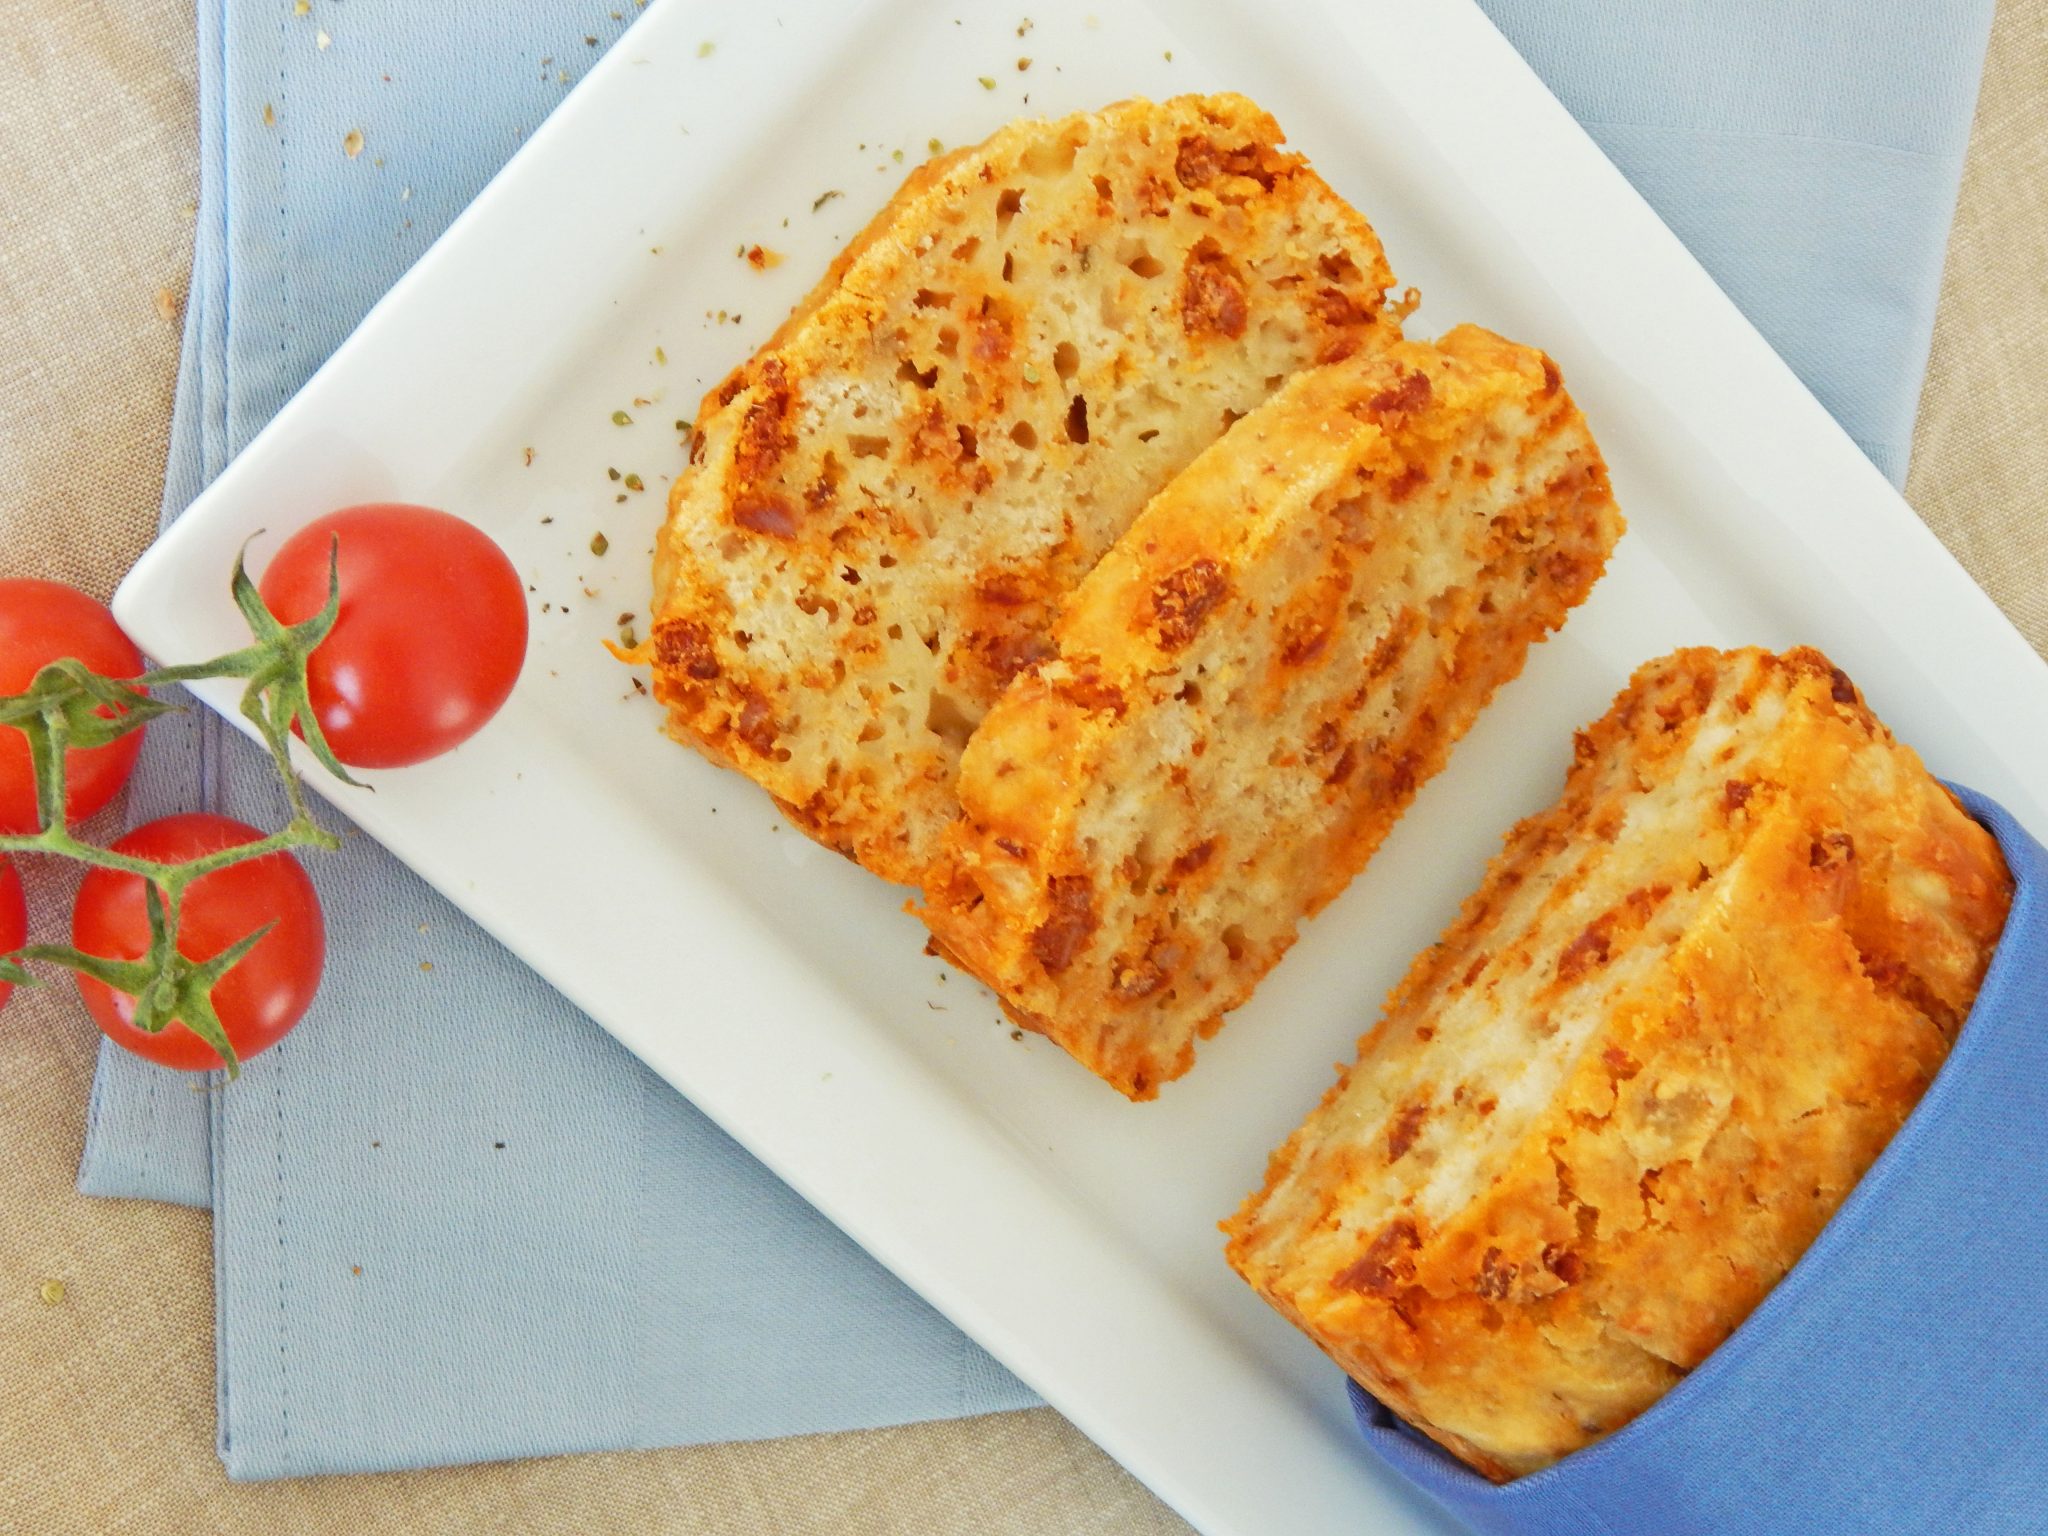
[2,2,2041,1530]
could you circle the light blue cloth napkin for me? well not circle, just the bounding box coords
[1357,786,2047,1536]
[80,0,1994,1484]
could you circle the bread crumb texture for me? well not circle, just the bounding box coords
[649,94,1400,885]
[921,325,1622,1098]
[1224,646,2013,1480]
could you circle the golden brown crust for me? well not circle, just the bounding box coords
[919,327,1623,1098]
[648,94,1401,885]
[1223,646,2013,1479]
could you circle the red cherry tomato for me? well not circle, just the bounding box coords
[257,503,527,768]
[72,813,324,1071]
[0,857,24,1014]
[0,579,146,832]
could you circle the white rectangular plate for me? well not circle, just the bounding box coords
[116,2,2048,1531]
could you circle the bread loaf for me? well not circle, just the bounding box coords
[1224,646,2012,1479]
[648,94,1400,885]
[921,326,1622,1098]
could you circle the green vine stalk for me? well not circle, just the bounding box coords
[0,546,360,1075]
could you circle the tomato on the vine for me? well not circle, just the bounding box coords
[0,579,146,832]
[0,857,24,1014]
[258,503,528,768]
[72,813,324,1071]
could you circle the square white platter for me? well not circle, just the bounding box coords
[114,1,2048,1531]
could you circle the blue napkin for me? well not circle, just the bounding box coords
[1355,786,2048,1536]
[80,0,1993,1484]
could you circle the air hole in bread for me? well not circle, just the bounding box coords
[921,631,942,655]
[1091,173,1113,202]
[957,424,979,460]
[951,235,981,262]
[1136,428,1160,443]
[848,435,891,459]
[925,690,979,751]
[877,553,898,569]
[913,288,954,310]
[995,187,1024,233]
[1001,252,1016,283]
[895,358,939,390]
[1053,341,1079,382]
[1220,924,1248,961]
[1221,408,1245,430]
[856,720,886,744]
[937,325,960,357]
[1120,241,1166,279]
[1127,832,1160,895]
[1064,395,1090,445]
[885,622,904,641]
[1176,680,1202,705]
[1021,137,1079,177]
[1010,421,1038,450]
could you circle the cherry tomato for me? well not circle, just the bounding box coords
[0,857,24,1014]
[72,813,324,1071]
[258,503,527,768]
[0,579,146,832]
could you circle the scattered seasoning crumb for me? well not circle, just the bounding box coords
[631,395,652,407]
[294,0,309,12]
[744,244,784,269]
[181,200,197,219]
[583,586,599,599]
[978,75,996,89]
[539,516,553,525]
[611,409,632,425]
[316,29,331,49]
[654,345,667,365]
[607,466,622,481]
[928,137,943,154]
[557,70,570,84]
[615,493,627,504]
[351,1265,362,1276]
[619,622,639,649]
[675,419,692,433]
[540,55,553,67]
[623,472,644,491]
[372,1140,381,1147]
[523,446,534,466]
[1011,1029,1025,1041]
[1163,49,1174,61]
[541,602,552,613]
[584,34,598,46]
[39,1279,64,1306]
[631,676,647,695]
[494,1141,506,1150]
[616,611,635,625]
[262,102,276,127]
[343,128,365,159]
[154,287,179,322]
[697,39,714,57]
[812,189,843,212]
[590,532,610,556]
[1017,56,1032,70]
[1017,17,1033,35]
[927,1001,946,1011]
[400,185,412,201]
[417,923,429,934]
[420,961,434,973]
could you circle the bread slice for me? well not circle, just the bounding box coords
[919,326,1623,1099]
[647,94,1401,886]
[1224,647,2012,1480]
